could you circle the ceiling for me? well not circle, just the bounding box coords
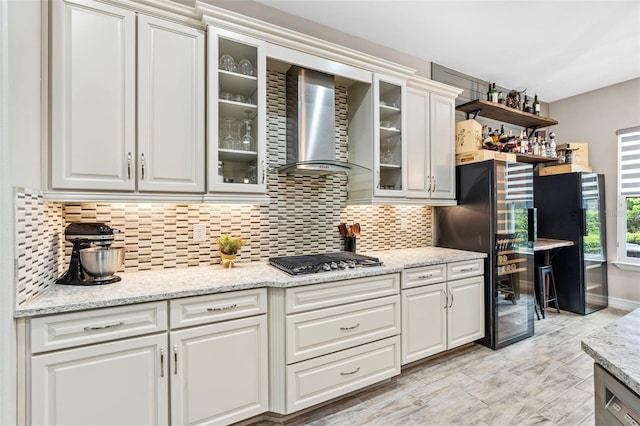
[253,0,640,102]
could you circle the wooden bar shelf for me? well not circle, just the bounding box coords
[456,99,558,129]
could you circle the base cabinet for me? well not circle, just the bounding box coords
[401,260,484,365]
[31,333,168,426]
[25,291,268,426]
[269,274,401,415]
[170,316,268,426]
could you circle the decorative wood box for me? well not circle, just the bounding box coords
[538,164,593,176]
[557,142,589,166]
[455,119,483,154]
[456,150,516,165]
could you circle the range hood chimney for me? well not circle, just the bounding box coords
[277,66,352,175]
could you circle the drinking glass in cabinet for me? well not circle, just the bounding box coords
[232,94,246,104]
[244,166,257,184]
[240,118,254,151]
[238,59,255,76]
[220,117,238,149]
[219,91,232,101]
[219,54,237,72]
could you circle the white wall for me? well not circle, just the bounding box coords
[549,78,640,307]
[1,0,43,423]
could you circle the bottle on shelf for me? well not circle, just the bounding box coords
[549,132,557,157]
[489,83,498,103]
[498,125,506,142]
[487,83,493,101]
[498,91,505,104]
[533,94,541,116]
[522,96,533,113]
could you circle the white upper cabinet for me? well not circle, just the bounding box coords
[206,27,267,196]
[50,0,205,195]
[51,0,136,191]
[405,77,462,204]
[374,74,407,198]
[137,15,205,193]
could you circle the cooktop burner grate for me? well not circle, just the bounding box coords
[269,252,383,276]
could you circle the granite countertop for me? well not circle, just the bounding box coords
[15,246,486,318]
[582,308,640,395]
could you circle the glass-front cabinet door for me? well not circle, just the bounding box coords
[373,74,406,197]
[207,28,266,194]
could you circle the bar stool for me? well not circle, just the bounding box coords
[535,265,560,319]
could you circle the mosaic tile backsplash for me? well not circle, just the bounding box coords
[15,70,432,307]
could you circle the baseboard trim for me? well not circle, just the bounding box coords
[607,296,640,312]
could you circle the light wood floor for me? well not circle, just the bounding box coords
[260,307,628,426]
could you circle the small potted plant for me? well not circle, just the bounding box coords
[215,234,245,268]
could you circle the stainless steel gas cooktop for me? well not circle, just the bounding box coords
[268,252,383,276]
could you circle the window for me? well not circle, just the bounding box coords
[617,126,640,267]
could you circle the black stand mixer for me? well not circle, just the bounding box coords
[57,222,123,285]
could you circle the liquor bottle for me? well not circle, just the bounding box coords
[498,125,507,141]
[522,96,533,113]
[489,83,498,103]
[498,91,505,104]
[533,94,541,116]
[549,132,557,157]
[487,83,492,101]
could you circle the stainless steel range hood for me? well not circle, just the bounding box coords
[277,66,354,175]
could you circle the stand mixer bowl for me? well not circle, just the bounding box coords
[80,247,125,281]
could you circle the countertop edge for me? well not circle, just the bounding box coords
[580,308,640,396]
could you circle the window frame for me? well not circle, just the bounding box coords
[615,126,640,271]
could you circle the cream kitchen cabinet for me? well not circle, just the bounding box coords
[268,274,401,415]
[204,26,267,198]
[50,0,205,193]
[28,302,169,425]
[347,74,408,204]
[401,259,484,365]
[405,77,462,204]
[24,290,268,426]
[168,290,268,426]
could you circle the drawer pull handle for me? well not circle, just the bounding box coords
[458,267,475,273]
[160,346,165,378]
[174,345,178,375]
[83,321,124,331]
[340,323,360,331]
[418,274,433,279]
[340,367,361,376]
[207,303,237,312]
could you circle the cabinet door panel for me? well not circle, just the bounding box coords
[137,15,205,192]
[51,0,135,190]
[401,283,447,364]
[406,88,429,197]
[170,315,268,426]
[31,334,168,425]
[447,276,485,349]
[429,93,456,199]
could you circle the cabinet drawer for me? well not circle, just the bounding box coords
[170,288,266,329]
[447,259,484,281]
[286,336,400,413]
[402,263,447,289]
[286,295,400,363]
[285,273,400,314]
[30,302,168,353]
